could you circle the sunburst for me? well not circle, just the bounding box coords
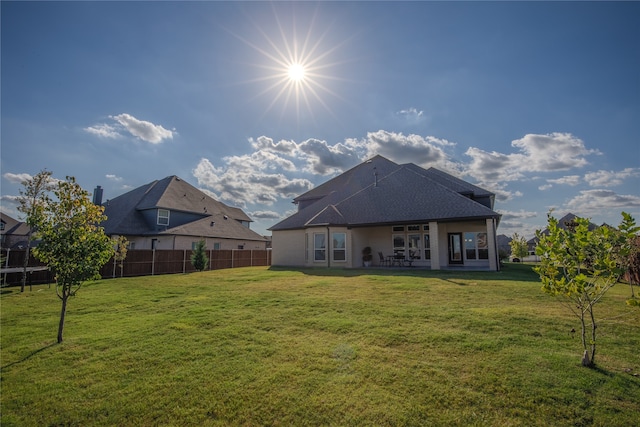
[228,6,350,123]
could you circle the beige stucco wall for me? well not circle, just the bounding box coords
[272,219,499,271]
[271,229,306,266]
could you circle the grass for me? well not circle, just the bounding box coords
[1,264,639,426]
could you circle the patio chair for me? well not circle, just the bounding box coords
[378,252,390,267]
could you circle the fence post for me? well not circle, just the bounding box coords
[152,249,155,276]
[183,250,186,273]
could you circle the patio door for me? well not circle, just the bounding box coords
[448,233,463,265]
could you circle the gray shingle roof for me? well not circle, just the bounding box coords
[102,176,265,242]
[270,156,500,231]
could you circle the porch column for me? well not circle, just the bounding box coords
[486,218,498,271]
[429,221,440,270]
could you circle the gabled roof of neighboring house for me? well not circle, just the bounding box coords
[527,212,598,245]
[1,212,33,249]
[0,212,30,237]
[102,176,266,242]
[270,155,501,231]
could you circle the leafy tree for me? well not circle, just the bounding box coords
[32,176,114,343]
[627,236,640,301]
[534,212,638,367]
[509,233,529,261]
[16,170,54,292]
[190,240,209,272]
[112,235,129,278]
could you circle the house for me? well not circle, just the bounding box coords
[526,212,597,253]
[0,212,31,249]
[269,155,502,270]
[100,176,268,251]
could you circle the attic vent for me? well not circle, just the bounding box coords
[210,221,215,227]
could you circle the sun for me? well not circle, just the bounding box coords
[288,63,306,82]
[228,6,351,123]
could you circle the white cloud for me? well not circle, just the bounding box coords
[106,174,123,182]
[297,138,361,175]
[396,108,426,123]
[85,114,175,144]
[110,114,174,144]
[249,210,282,220]
[3,172,32,184]
[84,123,121,139]
[364,130,456,170]
[566,189,640,215]
[251,135,362,175]
[584,168,640,187]
[193,155,314,208]
[465,133,599,185]
[541,175,582,190]
[497,209,538,221]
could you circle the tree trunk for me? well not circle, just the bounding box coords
[589,306,597,366]
[57,290,69,343]
[21,245,30,293]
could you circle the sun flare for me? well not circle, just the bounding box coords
[288,63,306,82]
[230,7,350,122]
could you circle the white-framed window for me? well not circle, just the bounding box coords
[392,225,405,232]
[424,234,431,259]
[464,232,489,260]
[157,209,170,226]
[393,234,405,253]
[408,234,421,259]
[332,232,346,262]
[314,233,326,262]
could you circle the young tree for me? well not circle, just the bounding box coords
[190,239,209,272]
[627,236,640,301]
[534,212,638,367]
[16,170,54,292]
[509,233,529,261]
[32,176,114,343]
[112,235,129,278]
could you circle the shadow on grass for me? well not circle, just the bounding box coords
[1,343,57,371]
[269,263,541,282]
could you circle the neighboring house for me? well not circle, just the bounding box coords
[0,212,31,249]
[100,176,268,251]
[526,212,598,252]
[497,234,512,257]
[269,155,502,270]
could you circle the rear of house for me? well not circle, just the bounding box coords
[269,156,502,271]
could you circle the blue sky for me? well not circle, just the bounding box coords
[2,1,639,238]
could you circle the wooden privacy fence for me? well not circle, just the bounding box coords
[1,249,272,286]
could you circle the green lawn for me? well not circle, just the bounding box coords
[2,264,639,426]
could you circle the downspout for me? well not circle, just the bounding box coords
[493,218,500,271]
[327,226,331,268]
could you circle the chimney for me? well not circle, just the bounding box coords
[93,186,103,205]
